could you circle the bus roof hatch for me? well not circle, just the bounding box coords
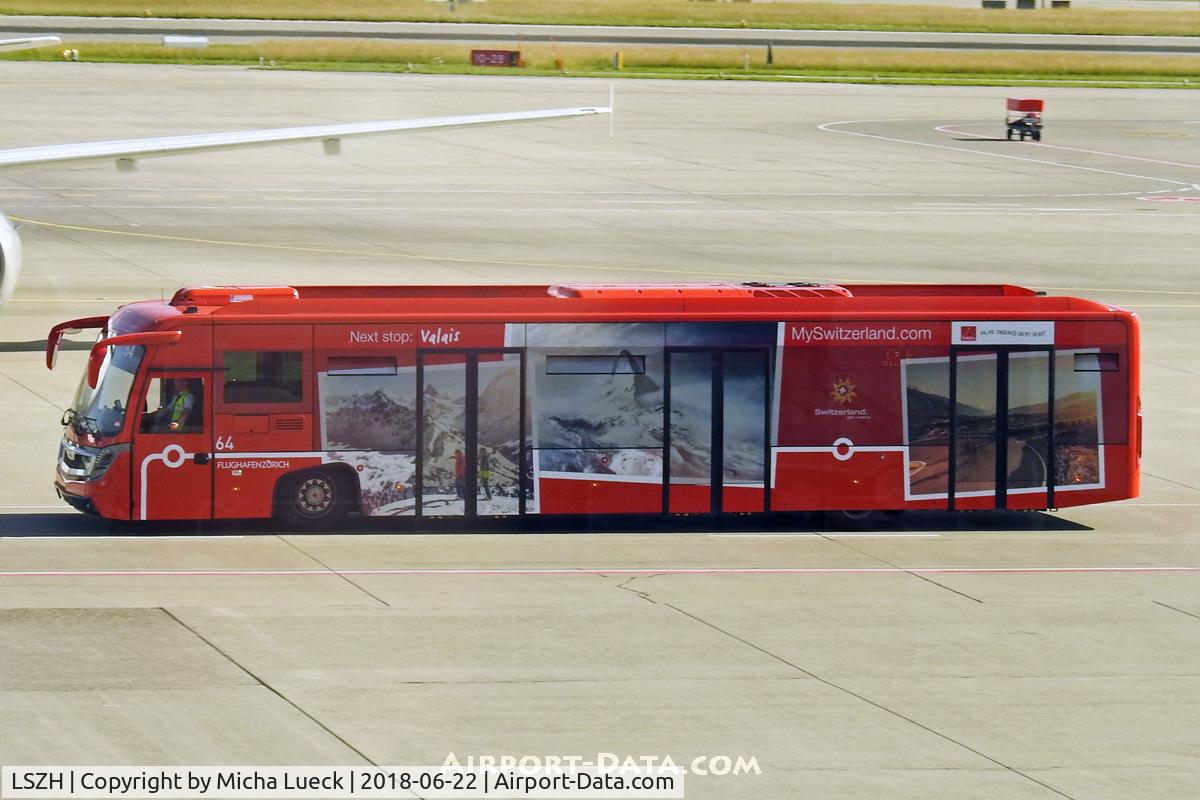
[547,283,852,299]
[170,286,299,306]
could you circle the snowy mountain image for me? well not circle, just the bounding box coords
[420,363,520,490]
[476,362,522,472]
[327,451,417,516]
[418,377,466,491]
[527,322,772,483]
[538,354,667,476]
[320,371,418,451]
[320,363,523,516]
[536,352,765,482]
[419,363,523,516]
[325,387,416,451]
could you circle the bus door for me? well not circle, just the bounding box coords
[131,371,212,520]
[663,347,771,514]
[949,346,1055,510]
[415,349,527,520]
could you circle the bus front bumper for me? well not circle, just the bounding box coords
[55,483,97,515]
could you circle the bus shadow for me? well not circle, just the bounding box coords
[0,514,276,538]
[0,510,1091,538]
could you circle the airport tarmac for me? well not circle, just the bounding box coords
[0,64,1198,799]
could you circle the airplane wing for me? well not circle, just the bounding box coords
[0,36,62,52]
[0,103,609,310]
[0,105,611,171]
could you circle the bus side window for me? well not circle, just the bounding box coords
[141,377,205,434]
[142,377,164,418]
[223,351,303,404]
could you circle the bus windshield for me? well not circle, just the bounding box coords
[68,343,145,438]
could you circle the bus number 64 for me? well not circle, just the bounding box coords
[215,435,235,451]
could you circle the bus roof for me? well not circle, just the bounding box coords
[106,283,1129,332]
[170,282,1041,307]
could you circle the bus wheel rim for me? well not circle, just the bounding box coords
[297,476,333,515]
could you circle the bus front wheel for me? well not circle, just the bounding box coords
[278,469,348,529]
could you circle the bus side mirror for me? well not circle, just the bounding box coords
[46,315,108,370]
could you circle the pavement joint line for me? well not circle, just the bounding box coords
[1143,358,1200,377]
[1,566,1199,577]
[1153,601,1200,621]
[817,118,1197,188]
[816,533,985,605]
[1143,471,1200,493]
[276,534,391,607]
[660,600,1075,800]
[615,574,661,605]
[158,607,379,767]
[0,367,64,409]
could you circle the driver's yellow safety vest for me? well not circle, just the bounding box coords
[170,391,193,424]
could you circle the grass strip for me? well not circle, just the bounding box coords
[5,0,1200,37]
[8,39,1200,88]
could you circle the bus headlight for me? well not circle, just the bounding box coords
[59,440,128,481]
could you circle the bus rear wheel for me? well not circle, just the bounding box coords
[278,469,348,529]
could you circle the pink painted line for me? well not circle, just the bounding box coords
[934,123,1200,172]
[0,566,1198,577]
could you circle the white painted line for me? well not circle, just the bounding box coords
[593,199,704,204]
[0,505,71,509]
[15,204,1200,217]
[818,118,1198,188]
[936,123,1200,171]
[0,565,1196,578]
[710,533,940,538]
[827,533,940,538]
[1110,502,1200,507]
[21,187,1170,199]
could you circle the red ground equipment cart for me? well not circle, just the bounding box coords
[1006,98,1044,141]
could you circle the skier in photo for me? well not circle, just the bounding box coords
[478,447,493,500]
[453,449,466,499]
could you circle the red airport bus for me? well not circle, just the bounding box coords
[47,283,1139,526]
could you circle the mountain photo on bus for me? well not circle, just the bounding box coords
[904,350,1103,499]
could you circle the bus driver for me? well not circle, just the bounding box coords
[144,378,198,433]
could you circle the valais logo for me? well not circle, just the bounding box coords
[960,325,977,342]
[421,327,462,345]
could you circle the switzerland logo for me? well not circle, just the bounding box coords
[831,377,857,405]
